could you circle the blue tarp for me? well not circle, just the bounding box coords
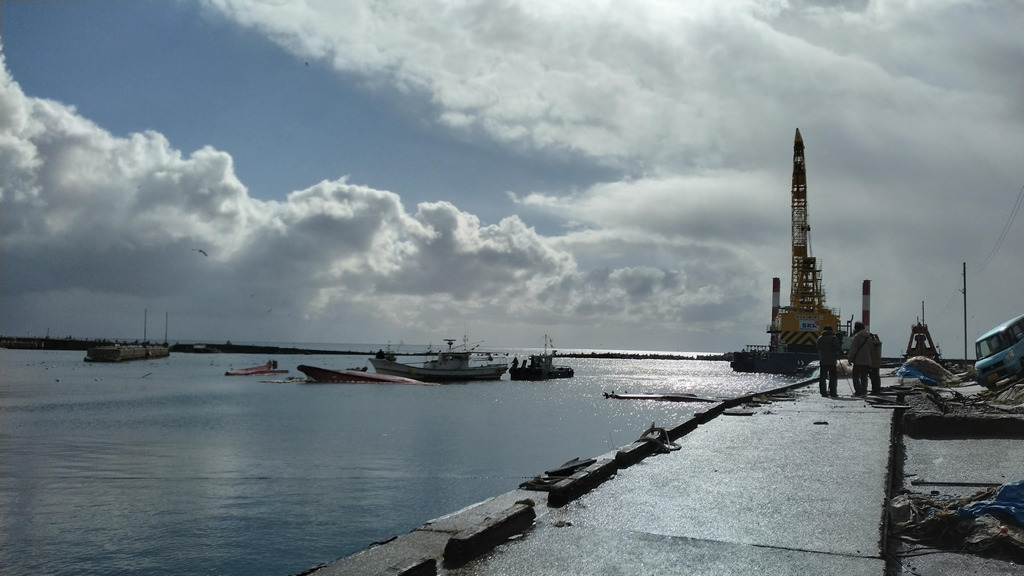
[959,480,1024,526]
[895,365,939,385]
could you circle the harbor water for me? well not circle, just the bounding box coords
[0,347,797,576]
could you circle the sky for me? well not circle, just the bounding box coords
[2,0,1023,355]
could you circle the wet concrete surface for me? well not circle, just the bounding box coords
[444,390,892,575]
[902,437,1024,497]
[310,377,1024,575]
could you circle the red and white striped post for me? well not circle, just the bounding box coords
[862,280,871,332]
[771,277,781,346]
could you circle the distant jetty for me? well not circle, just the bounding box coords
[167,342,369,355]
[1,336,159,351]
[1,336,729,361]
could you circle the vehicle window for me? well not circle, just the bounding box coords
[1014,322,1024,341]
[977,331,1012,359]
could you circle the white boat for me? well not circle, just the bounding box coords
[368,338,507,382]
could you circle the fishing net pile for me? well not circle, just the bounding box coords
[891,481,1024,560]
[896,356,963,386]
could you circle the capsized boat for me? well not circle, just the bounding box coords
[603,391,720,403]
[368,338,507,382]
[297,365,424,385]
[509,335,574,380]
[225,360,289,376]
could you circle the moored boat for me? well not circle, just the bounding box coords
[368,338,507,382]
[85,344,170,362]
[297,364,425,385]
[509,335,574,380]
[729,345,817,376]
[225,360,289,376]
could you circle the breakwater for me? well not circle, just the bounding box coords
[0,336,145,351]
[169,343,386,355]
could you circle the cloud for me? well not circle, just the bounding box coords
[8,1,1024,353]
[1,55,762,348]
[198,1,1024,173]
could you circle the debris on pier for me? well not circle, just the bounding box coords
[891,481,1024,561]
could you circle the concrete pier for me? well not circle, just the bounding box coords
[304,377,1024,575]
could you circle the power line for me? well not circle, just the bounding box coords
[937,273,963,320]
[976,180,1024,273]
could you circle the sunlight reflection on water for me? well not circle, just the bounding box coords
[0,349,803,576]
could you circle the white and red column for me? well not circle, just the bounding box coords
[771,277,781,346]
[862,280,871,332]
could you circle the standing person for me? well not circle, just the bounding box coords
[869,334,883,395]
[848,322,872,396]
[816,325,841,397]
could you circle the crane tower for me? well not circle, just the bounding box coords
[770,129,840,353]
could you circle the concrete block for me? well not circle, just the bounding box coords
[422,490,543,534]
[547,458,618,508]
[443,502,536,566]
[311,530,448,576]
[667,418,699,441]
[615,440,658,468]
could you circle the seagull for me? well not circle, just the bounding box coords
[192,249,208,257]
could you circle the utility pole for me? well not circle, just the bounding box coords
[962,262,968,361]
[144,309,147,342]
[164,311,168,344]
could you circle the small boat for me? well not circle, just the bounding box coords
[225,360,289,376]
[297,364,425,385]
[510,335,574,381]
[603,392,720,403]
[368,338,507,382]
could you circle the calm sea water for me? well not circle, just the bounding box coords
[0,348,796,576]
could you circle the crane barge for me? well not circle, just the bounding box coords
[731,129,842,375]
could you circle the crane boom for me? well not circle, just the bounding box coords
[790,129,825,312]
[770,129,839,353]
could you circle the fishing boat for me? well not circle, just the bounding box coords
[297,365,424,385]
[368,338,507,382]
[509,335,574,380]
[225,360,288,376]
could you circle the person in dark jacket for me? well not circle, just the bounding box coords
[848,322,872,396]
[816,325,842,397]
[869,334,883,395]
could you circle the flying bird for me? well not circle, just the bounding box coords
[192,249,208,257]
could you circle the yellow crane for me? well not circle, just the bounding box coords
[770,129,841,354]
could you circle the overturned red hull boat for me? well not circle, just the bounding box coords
[225,361,289,376]
[603,392,720,403]
[297,365,425,385]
